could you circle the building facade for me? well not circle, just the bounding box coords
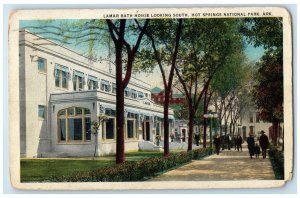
[239,110,282,141]
[151,87,185,105]
[19,30,174,158]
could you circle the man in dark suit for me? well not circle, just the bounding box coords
[259,130,270,159]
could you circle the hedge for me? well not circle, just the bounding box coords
[51,147,211,182]
[268,146,284,180]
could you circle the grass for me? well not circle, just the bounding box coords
[21,151,178,182]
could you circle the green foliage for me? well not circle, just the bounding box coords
[178,18,245,78]
[210,37,247,100]
[241,18,283,50]
[253,50,283,122]
[20,159,114,182]
[242,18,283,122]
[134,19,182,73]
[192,147,212,159]
[268,146,284,180]
[49,148,211,182]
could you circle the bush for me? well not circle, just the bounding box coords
[51,148,211,182]
[192,148,211,160]
[268,146,284,180]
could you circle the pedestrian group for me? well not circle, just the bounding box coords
[213,130,270,159]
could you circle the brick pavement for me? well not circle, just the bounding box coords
[149,145,275,181]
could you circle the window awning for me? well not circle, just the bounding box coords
[100,103,116,111]
[155,113,164,119]
[88,75,98,82]
[55,63,69,72]
[101,79,109,86]
[168,115,175,120]
[137,110,151,117]
[125,107,139,114]
[124,87,130,92]
[74,70,84,78]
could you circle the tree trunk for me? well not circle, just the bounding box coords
[219,120,222,136]
[203,88,208,148]
[163,89,171,157]
[203,118,207,148]
[188,107,194,151]
[272,119,279,146]
[224,121,228,137]
[115,44,125,164]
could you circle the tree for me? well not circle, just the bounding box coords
[253,50,283,144]
[242,18,283,144]
[174,18,245,151]
[106,19,150,163]
[136,19,183,157]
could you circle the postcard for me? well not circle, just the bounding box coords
[8,7,293,190]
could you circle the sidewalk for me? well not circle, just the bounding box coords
[149,145,275,181]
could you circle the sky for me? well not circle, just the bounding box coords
[20,19,265,88]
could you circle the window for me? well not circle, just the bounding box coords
[57,107,91,143]
[249,113,253,123]
[156,122,160,135]
[138,91,144,98]
[131,89,137,99]
[88,76,98,90]
[256,112,260,123]
[242,126,247,133]
[249,126,254,133]
[125,87,130,97]
[102,108,116,140]
[105,118,115,139]
[126,112,137,139]
[105,109,116,116]
[37,57,46,72]
[112,83,116,93]
[73,71,84,91]
[100,80,110,92]
[38,105,46,119]
[127,119,135,138]
[55,64,69,89]
[145,93,148,98]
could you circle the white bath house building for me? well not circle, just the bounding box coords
[19,30,175,158]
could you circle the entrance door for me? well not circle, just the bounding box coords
[182,129,186,142]
[143,121,150,141]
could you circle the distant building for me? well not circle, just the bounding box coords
[239,110,282,142]
[151,87,185,105]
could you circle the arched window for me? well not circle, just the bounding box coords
[58,107,91,143]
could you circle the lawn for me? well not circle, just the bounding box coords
[21,151,175,182]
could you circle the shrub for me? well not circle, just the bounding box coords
[192,148,211,160]
[51,148,211,182]
[268,146,284,180]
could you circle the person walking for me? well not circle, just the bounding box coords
[233,135,237,150]
[194,133,200,146]
[213,134,221,155]
[236,134,243,152]
[247,133,255,159]
[259,130,270,159]
[227,134,232,150]
[254,143,261,158]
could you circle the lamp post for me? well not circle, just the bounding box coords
[203,112,218,153]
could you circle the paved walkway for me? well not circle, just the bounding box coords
[149,145,275,181]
